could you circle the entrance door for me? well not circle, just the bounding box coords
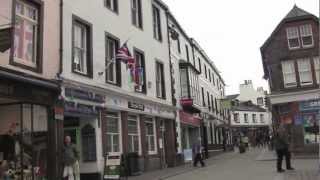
[159,119,167,168]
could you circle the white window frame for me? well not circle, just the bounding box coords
[131,0,142,28]
[73,22,88,75]
[282,61,297,88]
[152,4,162,41]
[14,1,38,67]
[313,57,320,85]
[252,114,256,123]
[234,113,239,123]
[286,27,300,50]
[299,24,313,48]
[145,117,157,155]
[105,36,117,84]
[244,113,248,123]
[297,58,313,86]
[105,112,122,155]
[260,114,264,123]
[128,114,141,155]
[156,61,164,98]
[104,0,117,12]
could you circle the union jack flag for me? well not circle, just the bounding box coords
[116,43,135,68]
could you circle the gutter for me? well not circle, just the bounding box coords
[58,0,63,75]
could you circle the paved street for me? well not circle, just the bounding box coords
[129,148,319,180]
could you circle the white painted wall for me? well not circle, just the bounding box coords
[61,0,172,106]
[237,80,266,107]
[230,110,271,126]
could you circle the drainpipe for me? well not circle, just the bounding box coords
[59,0,63,76]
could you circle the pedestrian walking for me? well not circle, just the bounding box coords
[192,140,205,167]
[274,126,294,173]
[62,136,80,180]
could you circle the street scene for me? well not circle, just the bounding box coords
[0,0,319,180]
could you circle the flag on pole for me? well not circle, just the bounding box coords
[115,43,135,68]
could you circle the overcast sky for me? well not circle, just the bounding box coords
[162,0,319,95]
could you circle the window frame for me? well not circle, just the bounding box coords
[282,60,297,88]
[105,111,122,155]
[313,57,320,85]
[71,15,93,78]
[233,113,239,123]
[105,32,121,86]
[10,0,43,73]
[152,4,162,42]
[104,0,118,13]
[155,61,166,99]
[260,114,265,123]
[244,113,248,123]
[144,117,157,155]
[127,114,141,154]
[81,124,97,162]
[297,58,313,86]
[299,24,313,48]
[286,26,300,50]
[133,48,146,93]
[131,0,143,29]
[252,114,257,123]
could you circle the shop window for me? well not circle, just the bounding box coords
[128,115,140,153]
[145,118,156,154]
[105,112,120,153]
[81,124,96,161]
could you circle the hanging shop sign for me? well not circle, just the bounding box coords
[104,155,121,180]
[128,101,144,111]
[179,110,201,126]
[180,98,193,106]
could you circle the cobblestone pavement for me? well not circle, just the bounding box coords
[128,148,318,180]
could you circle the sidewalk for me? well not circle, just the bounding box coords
[128,151,237,180]
[275,170,319,180]
[256,148,318,161]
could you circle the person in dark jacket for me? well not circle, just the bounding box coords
[274,126,294,173]
[62,136,80,180]
[192,140,205,167]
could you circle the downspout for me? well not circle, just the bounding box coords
[59,0,63,76]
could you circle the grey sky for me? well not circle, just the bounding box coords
[162,0,319,95]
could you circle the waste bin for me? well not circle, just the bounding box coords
[126,152,141,176]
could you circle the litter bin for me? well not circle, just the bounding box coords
[126,152,141,176]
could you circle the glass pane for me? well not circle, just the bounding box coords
[107,117,118,133]
[133,135,139,152]
[150,136,155,151]
[113,134,119,152]
[24,21,36,62]
[289,38,299,48]
[14,16,24,59]
[106,134,112,152]
[26,6,37,20]
[128,136,133,152]
[128,120,138,134]
[16,2,24,15]
[302,36,313,46]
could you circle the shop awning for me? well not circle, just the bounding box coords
[179,110,201,127]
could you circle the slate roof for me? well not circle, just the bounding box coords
[232,102,267,112]
[285,5,313,19]
[225,94,239,100]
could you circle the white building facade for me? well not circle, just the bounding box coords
[60,0,177,177]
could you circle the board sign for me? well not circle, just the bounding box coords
[104,155,121,179]
[128,101,144,111]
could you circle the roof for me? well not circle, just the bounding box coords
[285,5,313,19]
[225,94,239,100]
[232,102,267,112]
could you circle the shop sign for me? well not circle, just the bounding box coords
[65,87,105,103]
[294,115,303,125]
[299,99,320,111]
[104,155,121,179]
[64,101,98,116]
[180,98,193,106]
[179,111,200,126]
[54,106,64,120]
[128,101,144,111]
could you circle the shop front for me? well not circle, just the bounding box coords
[0,77,60,180]
[179,110,201,162]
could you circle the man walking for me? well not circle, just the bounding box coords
[62,136,80,180]
[274,126,294,173]
[192,140,205,167]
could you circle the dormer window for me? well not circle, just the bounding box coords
[286,27,300,49]
[299,24,313,48]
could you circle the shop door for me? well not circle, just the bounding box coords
[159,119,167,168]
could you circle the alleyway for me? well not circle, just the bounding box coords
[129,148,318,180]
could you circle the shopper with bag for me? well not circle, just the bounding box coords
[62,136,80,180]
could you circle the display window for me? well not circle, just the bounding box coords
[0,104,48,180]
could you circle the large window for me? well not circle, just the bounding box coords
[131,0,142,29]
[204,65,207,79]
[257,97,264,106]
[185,45,189,62]
[128,115,140,153]
[152,5,162,41]
[207,92,211,111]
[72,16,92,77]
[286,27,300,49]
[260,114,265,123]
[252,114,257,123]
[282,61,297,88]
[105,34,121,85]
[104,0,118,13]
[180,68,189,98]
[297,58,312,86]
[299,24,313,48]
[156,62,165,99]
[244,113,248,123]
[177,37,181,53]
[134,49,146,93]
[201,87,205,106]
[13,1,40,69]
[145,118,156,154]
[81,124,97,161]
[234,113,239,123]
[198,58,202,73]
[106,112,120,153]
[314,57,320,85]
